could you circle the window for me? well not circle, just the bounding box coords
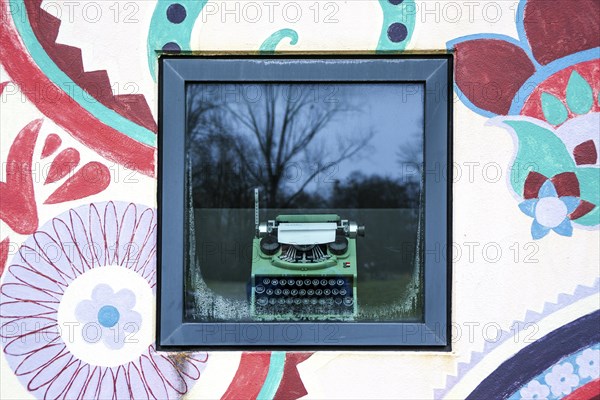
[158,56,451,348]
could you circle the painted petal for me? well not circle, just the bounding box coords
[561,196,581,214]
[0,120,42,235]
[541,92,568,125]
[103,202,120,265]
[140,355,171,399]
[44,162,110,204]
[114,364,131,400]
[41,133,61,159]
[149,351,189,394]
[43,359,80,399]
[63,363,91,400]
[531,220,550,239]
[88,204,108,267]
[113,287,136,309]
[13,343,65,375]
[116,203,139,265]
[0,298,56,319]
[1,283,59,304]
[7,264,64,295]
[524,0,600,65]
[104,329,126,349]
[122,309,142,332]
[128,362,150,400]
[523,172,548,199]
[92,283,115,302]
[519,199,538,217]
[97,368,116,400]
[81,366,103,399]
[45,148,80,184]
[573,140,598,165]
[123,207,155,269]
[570,200,596,220]
[551,172,580,197]
[566,71,594,115]
[75,299,97,322]
[3,327,60,357]
[553,219,573,237]
[28,352,73,391]
[454,39,535,115]
[539,181,558,198]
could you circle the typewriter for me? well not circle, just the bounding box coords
[250,190,365,320]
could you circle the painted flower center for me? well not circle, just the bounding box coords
[97,305,120,328]
[535,197,567,228]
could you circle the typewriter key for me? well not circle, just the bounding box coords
[291,289,298,296]
[340,289,347,296]
[280,279,287,286]
[312,279,319,286]
[275,289,282,295]
[299,289,306,296]
[307,289,314,295]
[320,279,327,286]
[329,279,336,286]
[337,279,344,286]
[255,285,265,294]
[263,278,270,285]
[315,289,323,296]
[324,289,331,295]
[257,297,268,306]
[272,279,279,286]
[266,289,274,295]
[332,289,339,295]
[343,297,354,306]
[283,289,290,296]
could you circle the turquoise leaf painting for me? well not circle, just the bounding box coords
[565,71,594,115]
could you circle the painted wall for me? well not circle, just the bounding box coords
[1,0,598,398]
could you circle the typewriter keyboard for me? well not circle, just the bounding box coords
[252,275,355,317]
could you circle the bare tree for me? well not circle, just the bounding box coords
[221,84,373,208]
[186,85,257,208]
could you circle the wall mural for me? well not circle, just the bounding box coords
[449,0,600,239]
[0,0,598,398]
[436,279,600,399]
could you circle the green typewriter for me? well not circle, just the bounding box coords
[250,190,365,321]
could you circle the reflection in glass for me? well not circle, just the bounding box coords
[184,83,424,322]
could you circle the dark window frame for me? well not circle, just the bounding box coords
[157,56,452,349]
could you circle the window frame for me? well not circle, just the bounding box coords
[157,55,452,349]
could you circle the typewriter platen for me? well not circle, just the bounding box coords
[250,190,365,321]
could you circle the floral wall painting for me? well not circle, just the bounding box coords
[449,0,600,239]
[0,202,208,399]
[0,0,598,398]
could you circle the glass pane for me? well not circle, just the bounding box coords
[184,83,424,323]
